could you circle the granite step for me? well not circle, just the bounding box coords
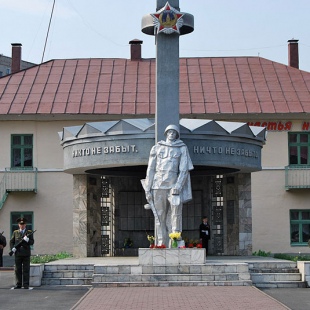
[254,281,306,288]
[91,263,252,287]
[41,264,94,287]
[93,263,250,275]
[250,267,300,273]
[92,280,253,287]
[93,272,250,283]
[251,272,302,283]
[249,261,306,288]
[42,277,92,286]
[248,261,297,270]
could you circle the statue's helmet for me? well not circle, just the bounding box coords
[164,124,180,138]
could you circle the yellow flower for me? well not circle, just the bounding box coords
[147,235,155,242]
[169,232,181,240]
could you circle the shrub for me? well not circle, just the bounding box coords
[274,253,310,262]
[30,252,72,264]
[252,250,272,257]
[253,251,310,262]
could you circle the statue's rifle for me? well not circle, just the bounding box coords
[141,179,160,226]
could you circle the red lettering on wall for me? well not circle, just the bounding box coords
[247,121,293,131]
[302,122,310,131]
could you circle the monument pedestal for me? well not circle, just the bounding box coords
[139,248,205,266]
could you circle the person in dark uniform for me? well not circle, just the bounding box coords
[10,218,34,289]
[0,231,6,267]
[199,216,210,256]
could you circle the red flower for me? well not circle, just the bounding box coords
[188,243,193,248]
[196,244,202,248]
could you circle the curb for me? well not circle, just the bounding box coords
[70,287,93,310]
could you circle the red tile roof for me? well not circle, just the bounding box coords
[0,56,310,117]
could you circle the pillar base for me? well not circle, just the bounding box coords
[139,248,205,265]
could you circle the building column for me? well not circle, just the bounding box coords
[238,173,252,255]
[73,175,88,257]
[87,176,102,256]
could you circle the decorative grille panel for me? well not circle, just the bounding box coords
[101,235,110,255]
[101,207,110,226]
[101,178,109,198]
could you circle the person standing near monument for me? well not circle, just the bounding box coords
[199,216,211,256]
[10,217,34,289]
[0,230,6,267]
[143,124,194,247]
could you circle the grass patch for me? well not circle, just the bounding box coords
[274,253,310,262]
[30,252,72,264]
[253,250,310,262]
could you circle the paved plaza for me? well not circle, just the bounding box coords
[72,286,289,310]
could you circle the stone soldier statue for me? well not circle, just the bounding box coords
[142,124,193,247]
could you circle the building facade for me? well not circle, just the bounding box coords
[0,40,309,257]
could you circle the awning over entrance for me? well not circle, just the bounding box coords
[59,118,266,175]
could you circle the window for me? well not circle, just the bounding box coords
[288,132,310,165]
[290,210,310,245]
[10,212,34,236]
[11,134,33,168]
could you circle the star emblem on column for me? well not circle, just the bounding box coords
[151,2,184,34]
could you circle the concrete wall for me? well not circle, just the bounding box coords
[252,123,310,254]
[0,120,82,254]
[0,120,85,169]
[252,169,310,253]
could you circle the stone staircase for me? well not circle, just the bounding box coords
[40,259,307,288]
[92,263,252,287]
[249,261,306,288]
[41,264,93,286]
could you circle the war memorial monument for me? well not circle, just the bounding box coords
[59,0,266,260]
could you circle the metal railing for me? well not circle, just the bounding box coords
[0,176,8,209]
[0,168,37,209]
[285,166,310,190]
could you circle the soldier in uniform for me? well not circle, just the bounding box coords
[0,231,6,267]
[10,217,34,289]
[143,124,194,247]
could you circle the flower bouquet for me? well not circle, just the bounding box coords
[147,235,155,248]
[169,232,181,248]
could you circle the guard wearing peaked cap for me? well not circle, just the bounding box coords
[10,217,34,289]
[17,217,27,224]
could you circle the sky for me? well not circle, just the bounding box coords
[1,0,310,71]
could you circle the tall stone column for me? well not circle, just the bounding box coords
[142,1,194,141]
[155,0,180,142]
